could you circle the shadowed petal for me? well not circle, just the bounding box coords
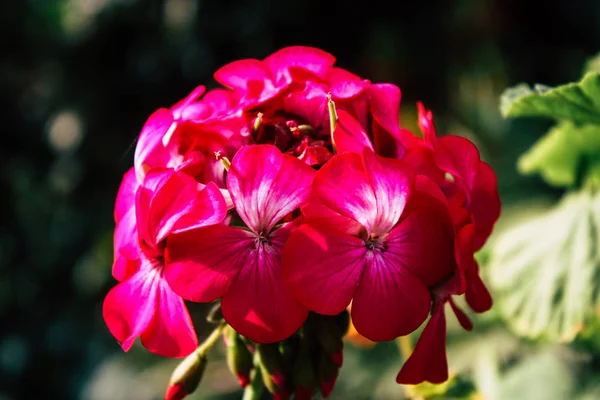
[386,176,456,287]
[471,162,501,250]
[351,252,430,341]
[165,225,252,302]
[435,135,480,188]
[282,222,366,315]
[333,111,374,155]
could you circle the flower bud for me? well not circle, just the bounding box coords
[225,327,253,387]
[317,350,339,398]
[292,343,317,400]
[165,353,207,400]
[314,314,344,357]
[256,343,287,395]
[242,367,264,400]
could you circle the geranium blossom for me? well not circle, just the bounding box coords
[283,148,457,341]
[103,169,226,357]
[165,144,314,343]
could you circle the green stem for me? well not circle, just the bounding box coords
[197,320,228,356]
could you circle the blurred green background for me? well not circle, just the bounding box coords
[3,0,600,399]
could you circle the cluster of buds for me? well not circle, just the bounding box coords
[103,46,500,398]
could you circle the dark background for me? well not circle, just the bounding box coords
[1,0,599,399]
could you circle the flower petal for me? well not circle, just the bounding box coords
[466,267,493,313]
[282,222,366,315]
[141,278,198,358]
[351,251,430,341]
[471,161,501,250]
[396,303,448,384]
[417,102,438,147]
[449,298,473,331]
[264,46,335,85]
[171,85,206,119]
[283,81,329,133]
[165,225,252,302]
[329,67,369,99]
[362,148,414,236]
[134,109,175,183]
[435,135,480,188]
[368,84,402,139]
[115,168,138,222]
[313,152,377,234]
[221,226,308,343]
[113,206,141,281]
[139,170,227,246]
[214,59,272,91]
[385,176,456,287]
[103,267,159,352]
[227,145,315,233]
[332,111,374,155]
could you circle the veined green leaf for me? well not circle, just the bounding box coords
[500,72,600,124]
[517,121,600,187]
[487,188,600,342]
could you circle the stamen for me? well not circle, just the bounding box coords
[214,151,231,171]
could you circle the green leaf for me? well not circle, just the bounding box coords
[487,187,600,342]
[500,72,600,124]
[517,121,600,187]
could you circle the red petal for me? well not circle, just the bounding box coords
[138,171,227,247]
[351,252,430,341]
[449,298,473,331]
[396,304,448,384]
[313,152,377,234]
[435,135,480,188]
[221,226,308,343]
[115,168,138,222]
[165,225,251,302]
[113,207,140,281]
[416,102,438,147]
[332,110,374,155]
[282,222,366,315]
[214,59,272,91]
[227,145,315,234]
[134,108,175,183]
[170,85,206,119]
[471,162,501,250]
[141,277,198,358]
[466,269,493,313]
[387,176,456,287]
[264,46,335,85]
[362,148,414,236]
[368,84,402,139]
[103,267,159,352]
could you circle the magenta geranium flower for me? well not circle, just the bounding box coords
[165,144,315,343]
[103,169,227,357]
[282,148,456,341]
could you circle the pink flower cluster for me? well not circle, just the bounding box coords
[104,46,500,389]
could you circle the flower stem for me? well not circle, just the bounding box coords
[197,320,228,356]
